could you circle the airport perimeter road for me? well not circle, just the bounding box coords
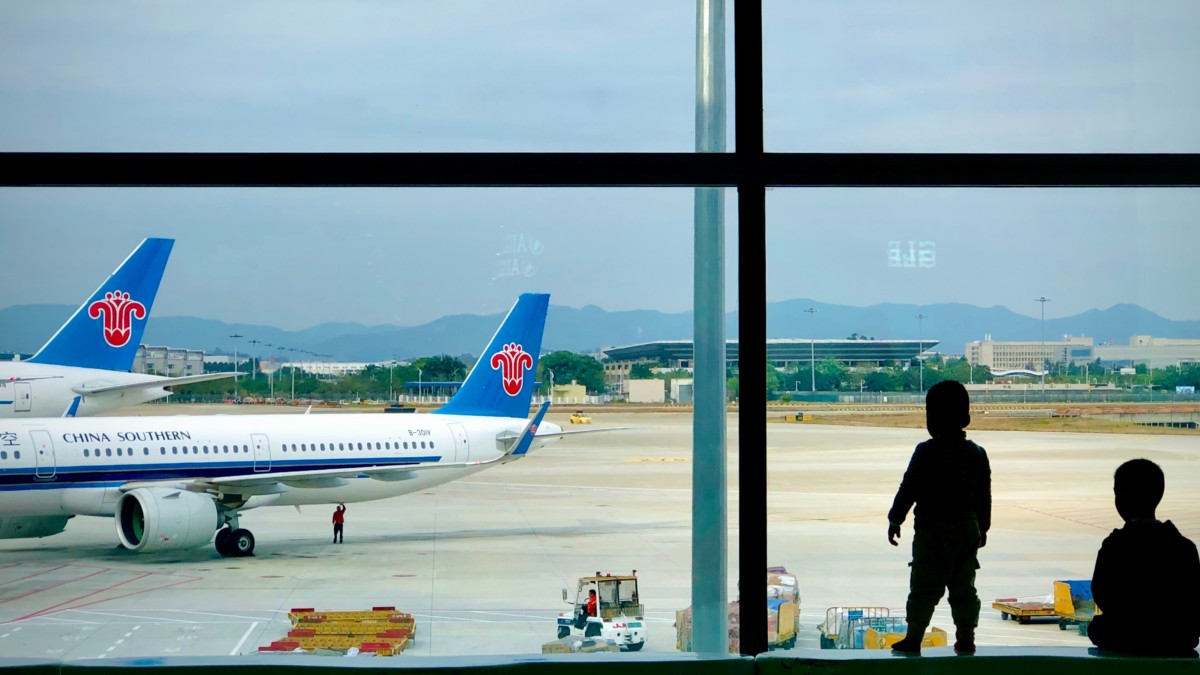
[1,406,1195,657]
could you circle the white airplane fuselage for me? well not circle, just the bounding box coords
[0,361,179,418]
[0,411,558,519]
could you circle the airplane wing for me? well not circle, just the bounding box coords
[537,426,628,438]
[72,371,239,396]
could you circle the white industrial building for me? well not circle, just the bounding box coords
[966,335,1200,371]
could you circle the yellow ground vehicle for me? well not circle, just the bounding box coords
[570,411,592,424]
[558,571,645,651]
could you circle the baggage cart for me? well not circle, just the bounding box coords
[992,597,1057,624]
[1054,580,1100,636]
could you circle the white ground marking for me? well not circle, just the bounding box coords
[65,610,196,624]
[229,621,259,656]
[169,609,279,621]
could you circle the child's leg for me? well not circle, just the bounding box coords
[946,521,982,651]
[895,528,951,651]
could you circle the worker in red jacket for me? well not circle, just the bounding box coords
[332,503,346,544]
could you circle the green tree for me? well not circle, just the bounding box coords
[864,370,897,391]
[765,362,782,394]
[539,351,605,394]
[814,359,848,390]
[413,354,469,381]
[629,362,655,379]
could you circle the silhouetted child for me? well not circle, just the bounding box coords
[887,380,991,655]
[1088,459,1200,657]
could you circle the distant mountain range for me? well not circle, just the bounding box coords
[2,301,1197,362]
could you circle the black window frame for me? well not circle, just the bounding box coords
[2,3,1199,656]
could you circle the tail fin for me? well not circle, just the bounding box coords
[432,293,549,418]
[28,238,174,371]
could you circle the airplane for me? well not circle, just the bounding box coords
[0,237,236,418]
[0,293,602,557]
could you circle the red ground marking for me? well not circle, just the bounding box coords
[0,564,69,587]
[4,572,152,624]
[37,575,202,618]
[0,567,110,606]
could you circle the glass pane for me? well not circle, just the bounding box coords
[0,3,698,152]
[0,187,717,657]
[763,1,1200,152]
[767,188,1199,648]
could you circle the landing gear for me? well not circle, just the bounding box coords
[214,511,256,557]
[214,526,256,557]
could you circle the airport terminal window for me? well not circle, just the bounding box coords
[4,2,1195,658]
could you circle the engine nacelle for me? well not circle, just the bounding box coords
[115,487,220,552]
[0,515,71,539]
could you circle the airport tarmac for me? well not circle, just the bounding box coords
[1,405,1196,659]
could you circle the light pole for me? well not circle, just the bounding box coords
[266,343,275,400]
[804,307,816,392]
[548,368,555,402]
[916,314,927,393]
[417,367,423,401]
[1035,297,1050,399]
[389,359,395,403]
[288,348,297,401]
[248,333,260,379]
[229,333,242,401]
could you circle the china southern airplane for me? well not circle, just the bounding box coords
[0,237,235,418]
[0,293,591,558]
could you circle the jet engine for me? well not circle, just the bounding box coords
[0,515,71,539]
[115,487,220,552]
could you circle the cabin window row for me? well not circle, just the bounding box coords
[81,445,252,458]
[278,440,434,452]
[0,450,19,460]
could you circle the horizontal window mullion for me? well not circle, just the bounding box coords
[2,152,1198,188]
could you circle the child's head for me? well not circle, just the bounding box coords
[925,380,970,437]
[1113,458,1164,521]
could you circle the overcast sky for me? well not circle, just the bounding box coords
[1,1,1197,329]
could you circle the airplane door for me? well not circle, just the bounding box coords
[448,423,468,463]
[15,383,31,413]
[251,433,271,473]
[30,430,56,480]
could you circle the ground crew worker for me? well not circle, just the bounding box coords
[886,380,991,655]
[332,503,346,543]
[576,589,598,629]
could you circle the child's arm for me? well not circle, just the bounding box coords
[977,448,992,545]
[886,446,924,542]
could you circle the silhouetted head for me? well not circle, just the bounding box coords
[925,380,970,438]
[1113,459,1164,521]
[589,589,596,597]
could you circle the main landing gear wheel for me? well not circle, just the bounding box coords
[215,527,256,557]
[231,528,256,557]
[214,527,233,556]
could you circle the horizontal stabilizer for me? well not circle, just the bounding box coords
[72,371,238,396]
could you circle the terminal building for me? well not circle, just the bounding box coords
[601,338,937,388]
[966,335,1200,371]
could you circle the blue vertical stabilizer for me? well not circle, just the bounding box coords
[432,293,549,418]
[28,238,174,371]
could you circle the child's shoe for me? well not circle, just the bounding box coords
[890,637,922,655]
